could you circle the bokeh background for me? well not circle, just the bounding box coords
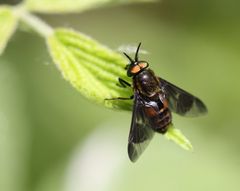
[1,0,240,191]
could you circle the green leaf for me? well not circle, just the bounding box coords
[164,125,193,151]
[0,6,18,55]
[25,0,156,13]
[47,28,132,110]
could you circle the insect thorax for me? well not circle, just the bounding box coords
[133,69,161,97]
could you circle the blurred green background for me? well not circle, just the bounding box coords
[1,0,240,191]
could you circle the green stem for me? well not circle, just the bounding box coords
[13,4,53,38]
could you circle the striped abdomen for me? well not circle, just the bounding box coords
[144,99,172,134]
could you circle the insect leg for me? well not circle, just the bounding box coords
[117,78,131,88]
[105,95,134,101]
[124,64,130,70]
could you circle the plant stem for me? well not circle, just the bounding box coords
[13,4,53,38]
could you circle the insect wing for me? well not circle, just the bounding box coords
[159,78,207,117]
[128,93,155,162]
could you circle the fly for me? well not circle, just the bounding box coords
[106,43,207,162]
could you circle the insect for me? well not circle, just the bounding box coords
[106,43,207,162]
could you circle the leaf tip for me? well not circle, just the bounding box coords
[164,125,193,151]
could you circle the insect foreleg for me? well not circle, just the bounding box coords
[105,95,134,101]
[117,78,131,88]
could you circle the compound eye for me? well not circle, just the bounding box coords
[138,62,148,69]
[130,65,141,74]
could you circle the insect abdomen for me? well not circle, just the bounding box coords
[145,106,172,134]
[154,108,172,133]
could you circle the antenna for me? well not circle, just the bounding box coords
[123,52,134,63]
[135,42,142,61]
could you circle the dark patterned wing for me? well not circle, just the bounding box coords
[128,93,155,162]
[159,78,207,117]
